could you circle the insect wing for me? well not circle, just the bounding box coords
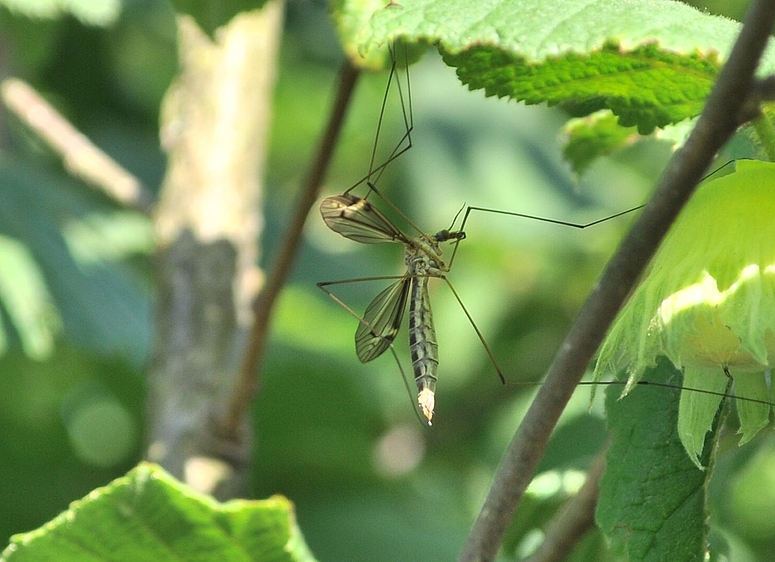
[355,278,411,363]
[320,194,409,244]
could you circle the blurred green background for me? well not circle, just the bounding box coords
[3,1,775,561]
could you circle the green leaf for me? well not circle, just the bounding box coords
[0,235,60,359]
[169,0,269,38]
[678,367,729,468]
[357,0,774,135]
[0,160,152,363]
[0,0,120,26]
[332,0,395,69]
[562,111,639,176]
[596,160,775,466]
[597,359,718,562]
[1,463,317,562]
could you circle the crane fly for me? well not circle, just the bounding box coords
[319,189,492,423]
[317,184,650,423]
[316,43,775,425]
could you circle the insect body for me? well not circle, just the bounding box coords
[320,191,465,423]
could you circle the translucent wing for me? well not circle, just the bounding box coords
[355,278,411,362]
[320,194,410,244]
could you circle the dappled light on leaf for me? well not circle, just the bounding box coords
[596,160,775,465]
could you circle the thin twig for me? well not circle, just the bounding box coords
[219,60,361,438]
[458,1,775,560]
[1,78,154,214]
[522,448,607,562]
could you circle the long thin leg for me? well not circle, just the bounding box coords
[440,276,506,385]
[363,180,434,243]
[506,376,775,408]
[345,43,414,196]
[446,203,645,268]
[317,277,428,424]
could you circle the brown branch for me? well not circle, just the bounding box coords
[522,448,607,562]
[219,60,361,439]
[458,1,775,560]
[0,78,154,214]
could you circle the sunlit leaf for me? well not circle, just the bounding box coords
[2,463,318,562]
[0,0,120,26]
[359,0,775,135]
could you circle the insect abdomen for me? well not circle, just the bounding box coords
[408,275,438,424]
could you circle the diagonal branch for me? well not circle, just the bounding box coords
[458,1,775,560]
[522,447,607,562]
[219,60,361,439]
[1,78,154,214]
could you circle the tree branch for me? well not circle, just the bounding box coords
[523,448,607,562]
[458,1,775,560]
[1,78,154,214]
[218,59,361,439]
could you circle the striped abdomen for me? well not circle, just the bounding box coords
[408,274,438,424]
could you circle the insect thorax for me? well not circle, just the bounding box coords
[406,236,447,277]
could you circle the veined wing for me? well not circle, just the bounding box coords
[320,194,410,245]
[355,278,411,363]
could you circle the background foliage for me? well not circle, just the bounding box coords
[2,0,775,561]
